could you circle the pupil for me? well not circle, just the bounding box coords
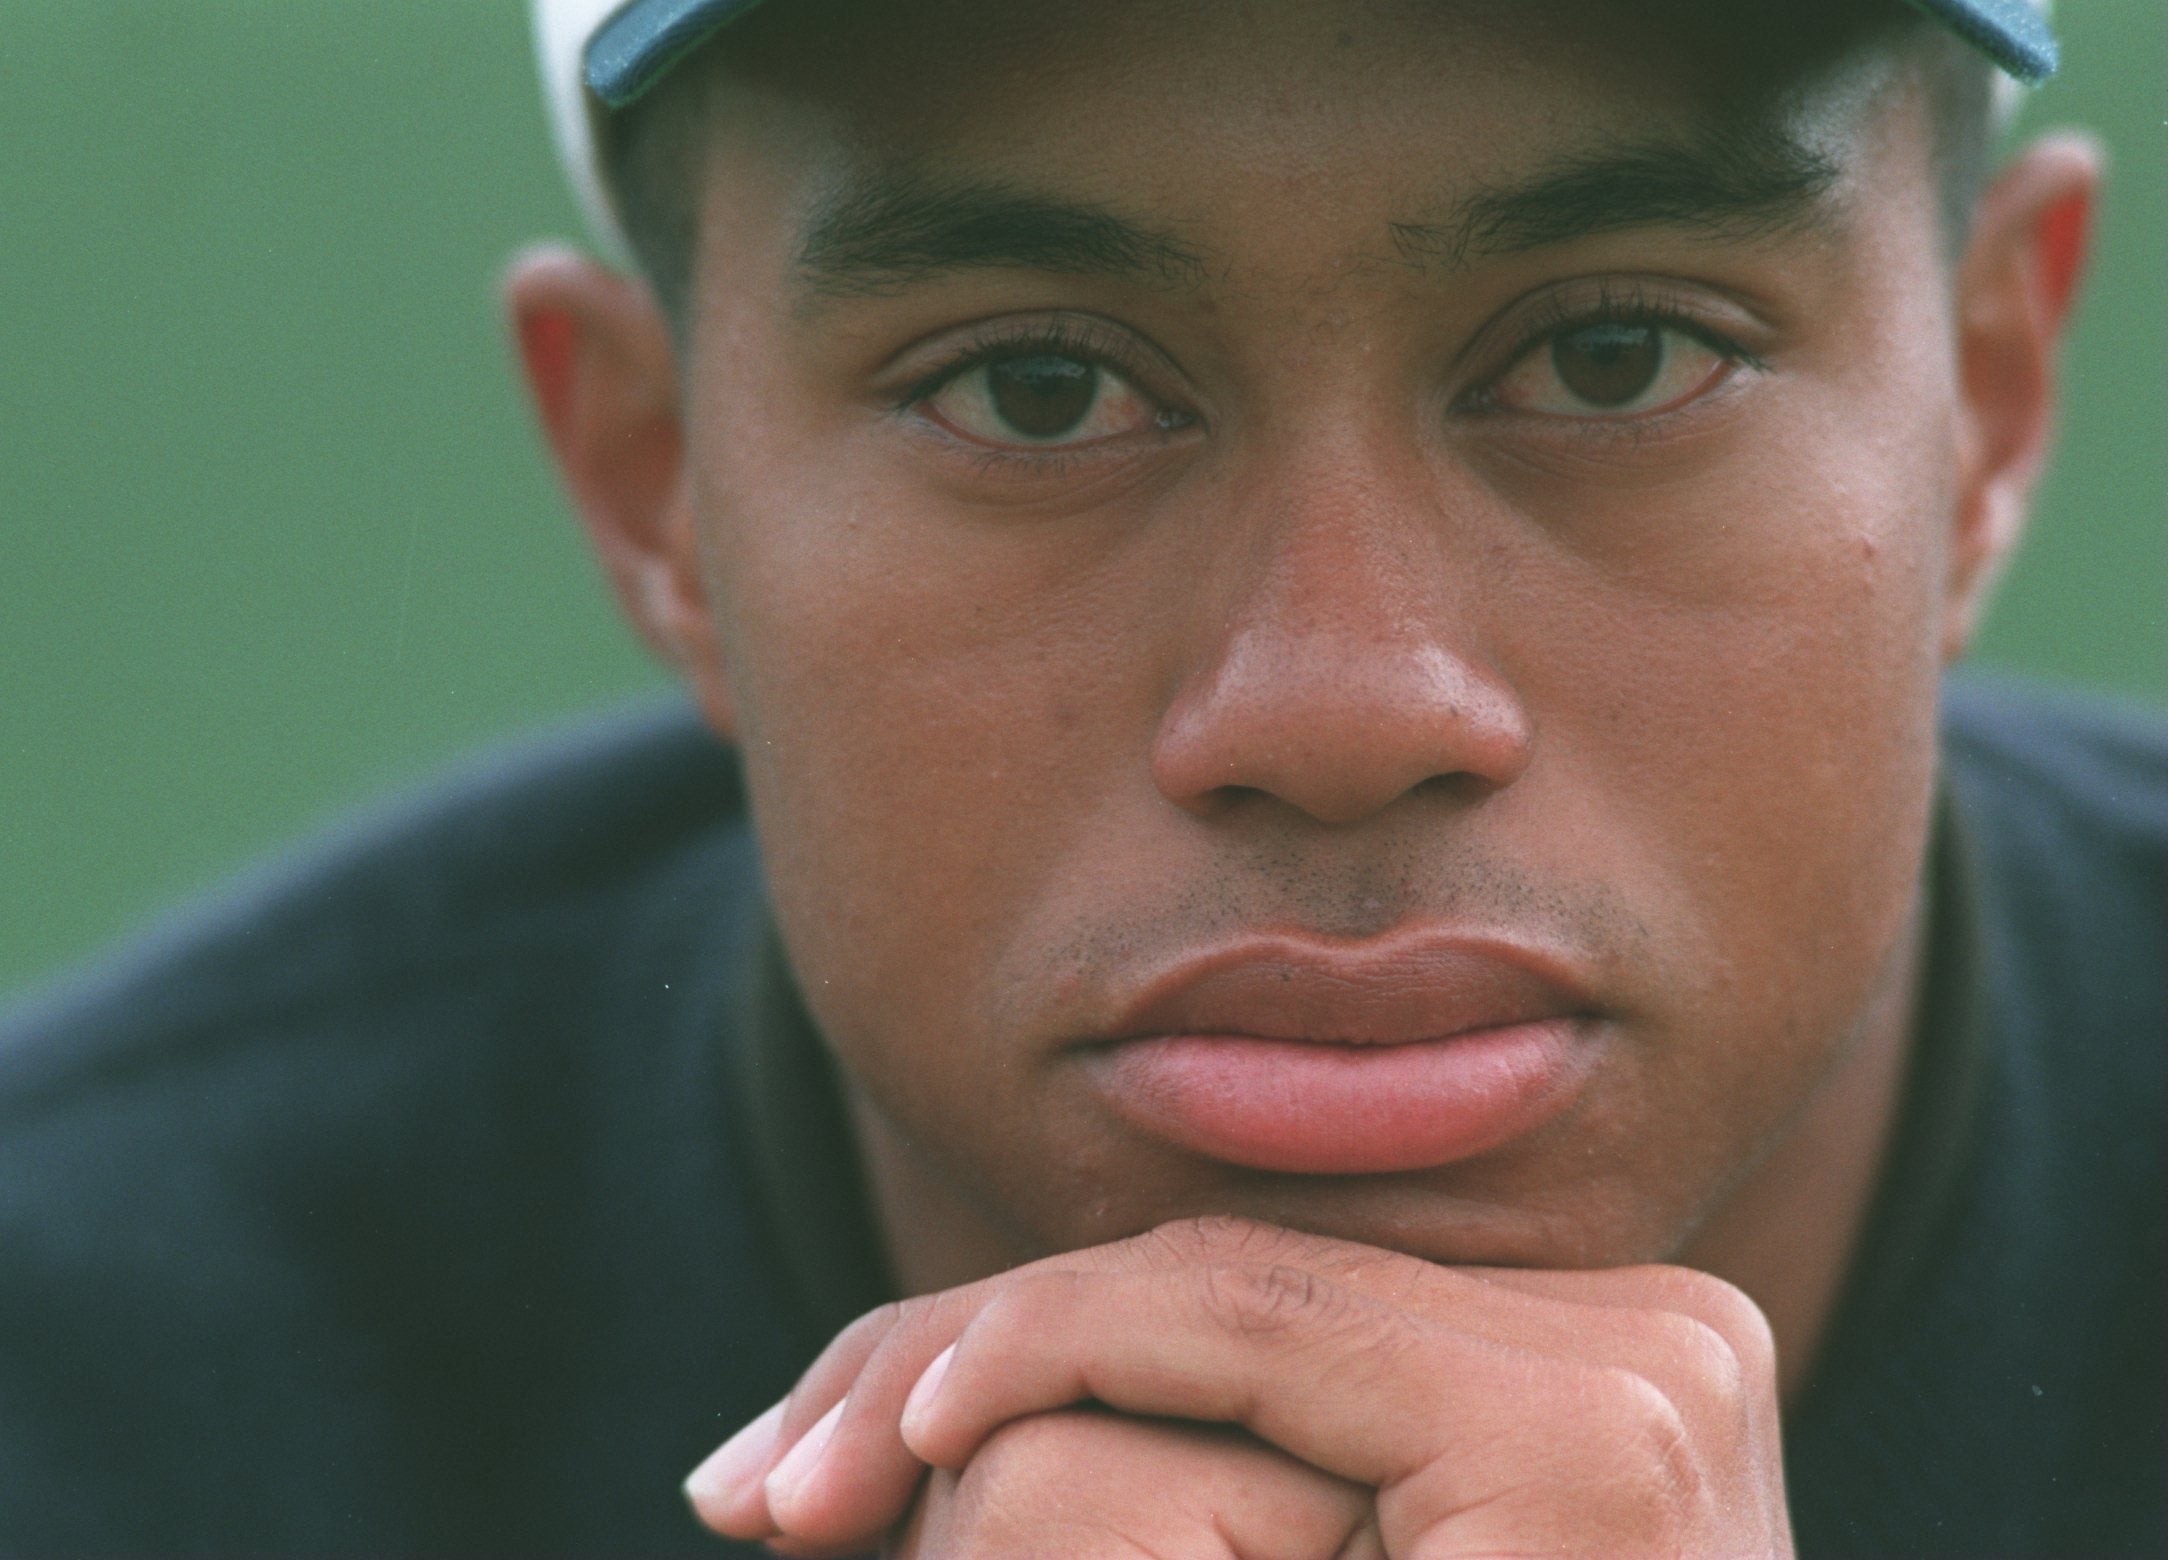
[988,355,1098,438]
[1551,324,1662,407]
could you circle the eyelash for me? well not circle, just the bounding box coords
[896,318,1177,421]
[893,283,1766,453]
[1459,282,1766,416]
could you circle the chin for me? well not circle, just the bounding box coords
[1020,1155,1697,1274]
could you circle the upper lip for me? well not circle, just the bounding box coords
[1091,928,1600,1048]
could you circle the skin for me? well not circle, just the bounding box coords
[508,0,2096,1549]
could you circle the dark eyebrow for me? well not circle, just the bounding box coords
[794,172,1208,301]
[792,124,1841,303]
[1388,125,1846,271]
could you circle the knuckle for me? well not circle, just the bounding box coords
[1708,1291,1777,1383]
[858,1292,981,1401]
[887,1294,946,1343]
[1636,1267,1775,1356]
[884,1293,964,1361]
[978,1269,1087,1344]
[1649,1310,1749,1401]
[1590,1366,1714,1518]
[1200,1260,1335,1338]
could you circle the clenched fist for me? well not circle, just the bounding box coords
[685,1216,1793,1557]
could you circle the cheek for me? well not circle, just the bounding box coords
[1515,360,1958,1080]
[693,433,1161,1054]
[1427,372,1960,1252]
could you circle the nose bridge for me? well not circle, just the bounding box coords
[1151,435,1532,825]
[1246,451,1442,652]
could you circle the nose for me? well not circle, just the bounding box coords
[1149,463,1532,828]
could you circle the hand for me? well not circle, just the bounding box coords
[889,1411,1378,1559]
[683,1216,1794,1558]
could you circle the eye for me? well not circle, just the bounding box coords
[1491,321,1735,418]
[920,353,1170,448]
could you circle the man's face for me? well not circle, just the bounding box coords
[674,0,1974,1269]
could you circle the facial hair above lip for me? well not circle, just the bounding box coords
[989,837,1661,1047]
[1086,929,1602,1050]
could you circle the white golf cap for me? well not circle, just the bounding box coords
[533,0,767,257]
[532,0,2057,259]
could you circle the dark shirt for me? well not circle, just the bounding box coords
[0,678,2160,1557]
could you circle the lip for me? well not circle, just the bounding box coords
[1077,930,1604,1176]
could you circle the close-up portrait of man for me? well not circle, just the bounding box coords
[0,0,2159,1555]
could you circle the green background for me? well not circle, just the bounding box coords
[1,0,2161,1004]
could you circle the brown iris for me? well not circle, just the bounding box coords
[987,355,1098,438]
[1550,323,1663,408]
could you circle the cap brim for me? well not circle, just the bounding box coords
[584,0,2057,107]
[1906,0,2057,81]
[541,0,2056,261]
[586,0,774,108]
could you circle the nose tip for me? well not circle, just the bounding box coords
[1150,633,1533,826]
[1150,433,1536,828]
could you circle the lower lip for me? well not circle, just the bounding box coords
[1089,1020,1593,1176]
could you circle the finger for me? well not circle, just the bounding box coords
[887,1409,1373,1560]
[758,1281,1023,1549]
[1308,1257,1780,1485]
[742,1224,1300,1547]
[1231,1251,1783,1548]
[699,1216,1342,1540]
[1431,1262,1786,1518]
[899,1261,1782,1556]
[1468,1261,1778,1396]
[896,1261,1515,1486]
[1102,1218,1777,1409]
[716,1225,1775,1549]
[685,1299,907,1540]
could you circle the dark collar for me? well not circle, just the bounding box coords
[1789,791,1990,1402]
[724,918,894,1347]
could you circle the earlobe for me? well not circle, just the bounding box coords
[1940,132,2103,664]
[505,246,740,737]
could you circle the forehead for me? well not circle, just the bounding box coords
[688,0,1918,297]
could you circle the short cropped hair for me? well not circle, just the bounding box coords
[601,13,1998,330]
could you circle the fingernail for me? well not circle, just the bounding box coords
[900,1344,956,1440]
[683,1400,785,1515]
[762,1398,844,1512]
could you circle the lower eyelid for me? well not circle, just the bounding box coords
[1513,359,1754,435]
[910,405,1154,461]
[922,363,1180,447]
[1492,329,1749,418]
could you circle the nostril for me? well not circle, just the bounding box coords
[1191,782,1276,817]
[1411,771,1492,803]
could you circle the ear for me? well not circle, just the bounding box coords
[504,245,740,739]
[1940,131,2103,663]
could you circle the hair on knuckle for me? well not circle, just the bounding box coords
[1200,1261,1336,1337]
[1143,1212,1287,1266]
